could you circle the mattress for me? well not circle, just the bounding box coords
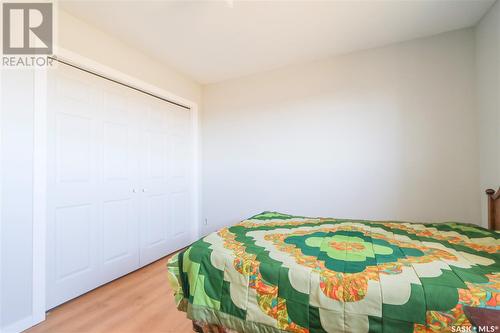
[167,212,500,333]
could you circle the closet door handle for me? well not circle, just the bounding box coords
[142,189,147,193]
[132,189,137,193]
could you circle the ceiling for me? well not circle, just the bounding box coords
[60,0,495,84]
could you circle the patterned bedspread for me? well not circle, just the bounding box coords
[167,212,500,333]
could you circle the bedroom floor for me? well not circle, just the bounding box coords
[26,256,193,333]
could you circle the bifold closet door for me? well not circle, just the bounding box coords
[138,97,194,266]
[46,62,195,309]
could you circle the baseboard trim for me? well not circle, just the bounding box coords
[2,314,44,333]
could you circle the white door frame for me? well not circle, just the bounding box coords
[31,47,201,329]
[33,65,48,328]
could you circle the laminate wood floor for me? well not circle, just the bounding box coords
[26,256,193,333]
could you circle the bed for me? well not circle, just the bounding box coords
[167,188,500,333]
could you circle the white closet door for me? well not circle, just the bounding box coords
[138,98,194,265]
[46,65,102,309]
[47,62,196,309]
[99,83,141,283]
[168,102,195,250]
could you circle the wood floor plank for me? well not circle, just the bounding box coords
[26,257,193,333]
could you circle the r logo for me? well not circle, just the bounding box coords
[2,2,53,54]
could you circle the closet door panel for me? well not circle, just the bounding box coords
[47,67,101,309]
[101,199,133,262]
[99,84,140,282]
[54,204,92,280]
[171,192,190,238]
[144,194,170,246]
[168,104,194,249]
[55,112,91,183]
[139,99,173,266]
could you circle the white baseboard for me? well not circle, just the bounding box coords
[2,314,44,333]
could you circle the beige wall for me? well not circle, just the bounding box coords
[476,0,500,227]
[56,8,202,104]
[202,29,480,233]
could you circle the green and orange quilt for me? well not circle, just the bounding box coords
[167,212,500,333]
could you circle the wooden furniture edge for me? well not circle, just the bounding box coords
[486,187,500,231]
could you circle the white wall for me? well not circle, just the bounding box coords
[0,8,202,332]
[0,69,35,332]
[477,0,500,227]
[202,29,479,234]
